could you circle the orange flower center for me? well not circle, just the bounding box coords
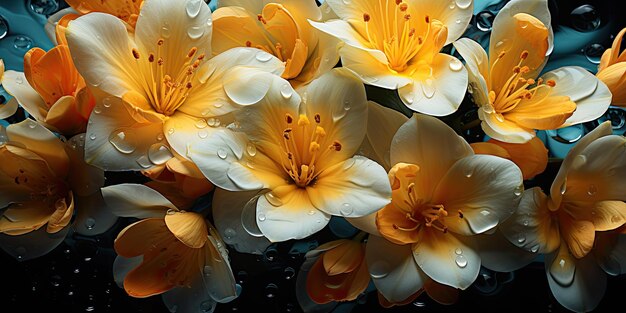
[131,39,207,116]
[281,113,342,187]
[393,182,452,233]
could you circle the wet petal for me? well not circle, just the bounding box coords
[102,183,176,219]
[453,38,490,106]
[0,225,70,261]
[338,44,412,89]
[477,229,539,273]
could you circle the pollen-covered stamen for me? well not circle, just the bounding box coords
[393,181,450,233]
[132,39,207,116]
[490,50,558,114]
[361,1,428,73]
[280,113,341,187]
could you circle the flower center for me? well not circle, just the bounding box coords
[281,113,342,188]
[362,0,428,73]
[131,39,206,116]
[486,50,556,118]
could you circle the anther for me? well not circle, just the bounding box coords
[363,13,371,22]
[330,141,342,151]
[309,142,320,153]
[458,210,464,218]
[297,115,310,126]
[520,66,530,74]
[315,126,326,137]
[314,113,321,123]
[404,14,411,21]
[186,82,193,89]
[520,50,529,60]
[246,41,252,47]
[157,58,164,66]
[425,15,430,23]
[257,14,266,24]
[399,3,408,11]
[132,48,140,59]
[546,80,556,87]
[148,54,155,62]
[395,0,402,5]
[285,113,293,124]
[513,66,521,73]
[157,38,165,46]
[498,51,506,59]
[187,47,198,58]
[197,54,205,61]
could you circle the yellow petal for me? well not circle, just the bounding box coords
[164,210,208,248]
[45,96,89,136]
[114,218,171,258]
[65,0,142,26]
[504,89,576,130]
[0,201,53,235]
[322,240,364,275]
[599,27,626,70]
[46,193,74,233]
[559,211,595,259]
[486,137,549,180]
[597,62,626,106]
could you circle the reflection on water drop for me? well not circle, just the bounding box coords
[583,43,604,64]
[455,255,468,268]
[570,4,601,32]
[476,11,494,31]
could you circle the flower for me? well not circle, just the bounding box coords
[212,0,340,89]
[304,237,370,304]
[310,0,473,116]
[359,111,523,302]
[104,183,238,306]
[2,25,95,137]
[65,0,285,171]
[498,121,626,312]
[65,0,143,27]
[0,120,111,260]
[597,27,626,107]
[188,68,391,242]
[471,136,548,180]
[453,0,611,143]
[0,59,19,120]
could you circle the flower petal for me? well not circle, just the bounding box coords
[338,44,412,89]
[307,156,391,218]
[411,0,473,44]
[212,188,271,254]
[65,133,105,197]
[211,6,273,55]
[365,234,426,303]
[594,231,626,275]
[0,225,70,261]
[433,154,523,236]
[164,211,208,249]
[362,101,409,171]
[204,229,238,303]
[398,54,468,116]
[113,255,143,288]
[597,62,626,106]
[479,108,536,143]
[476,229,539,272]
[559,211,595,259]
[391,114,473,200]
[73,192,118,236]
[66,12,141,97]
[102,183,176,219]
[500,188,561,254]
[346,212,380,236]
[256,187,330,242]
[545,243,607,313]
[309,19,387,63]
[1,71,48,122]
[485,137,548,180]
[0,96,18,119]
[453,37,490,107]
[540,67,612,127]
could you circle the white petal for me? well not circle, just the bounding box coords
[212,188,271,255]
[0,225,70,261]
[256,188,330,242]
[338,44,412,89]
[411,0,474,44]
[539,67,612,127]
[0,96,18,119]
[398,54,468,116]
[594,233,626,275]
[113,255,143,288]
[65,133,105,197]
[223,66,276,106]
[491,0,553,57]
[73,192,118,236]
[478,108,536,143]
[477,229,539,272]
[391,114,473,199]
[204,234,238,303]
[361,101,408,171]
[453,38,490,106]
[433,154,523,236]
[1,71,47,122]
[365,234,426,302]
[309,19,388,64]
[163,112,219,161]
[346,213,380,236]
[66,12,141,97]
[307,156,391,217]
[413,230,481,290]
[101,183,176,218]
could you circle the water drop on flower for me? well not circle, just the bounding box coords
[265,192,283,207]
[570,4,601,32]
[161,22,171,38]
[514,185,523,196]
[168,128,175,135]
[15,76,23,84]
[89,134,96,140]
[203,265,212,277]
[148,144,173,165]
[449,58,463,71]
[200,300,215,313]
[258,213,266,221]
[587,184,597,196]
[13,35,33,50]
[187,26,204,39]
[280,84,293,99]
[136,155,152,168]
[195,118,207,129]
[284,267,295,280]
[449,1,456,9]
[265,283,278,298]
[246,143,257,156]
[340,203,354,216]
[455,255,467,268]
[223,228,237,240]
[517,234,526,244]
[421,79,436,99]
[85,218,96,230]
[217,148,228,159]
[307,209,316,216]
[369,261,390,279]
[455,0,472,9]
[343,158,356,170]
[185,0,203,18]
[530,245,539,253]
[476,11,494,31]
[255,51,273,62]
[455,248,463,255]
[197,130,208,139]
[583,43,604,64]
[108,129,137,154]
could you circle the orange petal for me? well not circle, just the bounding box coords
[55,13,80,46]
[46,193,74,233]
[0,201,53,235]
[470,142,511,160]
[376,202,420,245]
[322,240,363,275]
[306,252,369,304]
[424,279,459,305]
[45,96,89,136]
[596,62,626,107]
[505,88,576,130]
[164,211,208,249]
[65,0,142,26]
[559,211,595,259]
[377,290,423,308]
[114,218,171,258]
[487,137,548,180]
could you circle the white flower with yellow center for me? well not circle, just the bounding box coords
[310,0,473,116]
[189,69,391,242]
[65,0,285,170]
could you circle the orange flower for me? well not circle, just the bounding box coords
[471,136,548,180]
[597,27,626,107]
[65,0,142,27]
[305,238,370,304]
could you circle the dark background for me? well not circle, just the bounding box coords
[1,0,626,312]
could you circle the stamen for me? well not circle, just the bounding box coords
[363,13,371,22]
[314,113,321,123]
[245,41,252,47]
[546,80,556,87]
[132,48,140,59]
[297,115,310,126]
[399,3,408,11]
[187,47,198,58]
[285,113,293,124]
[148,54,155,62]
[330,141,342,151]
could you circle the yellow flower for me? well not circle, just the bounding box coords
[311,0,473,116]
[0,120,110,259]
[212,0,340,89]
[189,69,391,242]
[471,136,548,180]
[64,0,285,171]
[66,0,143,27]
[498,121,626,312]
[2,24,95,137]
[304,238,370,304]
[105,183,237,304]
[597,27,626,107]
[454,0,611,143]
[354,110,523,300]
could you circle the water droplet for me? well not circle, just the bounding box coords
[530,245,539,253]
[343,99,351,111]
[495,113,505,122]
[255,51,273,62]
[414,302,426,307]
[369,261,390,279]
[217,148,228,159]
[207,117,221,127]
[136,155,152,168]
[265,283,279,298]
[195,118,207,129]
[421,79,436,99]
[583,43,604,64]
[166,208,177,215]
[258,213,266,221]
[197,130,208,139]
[246,143,257,156]
[449,1,456,9]
[495,40,505,48]
[514,185,523,196]
[265,192,283,207]
[85,218,96,230]
[187,26,205,39]
[148,144,173,165]
[480,210,490,216]
[523,219,530,226]
[476,11,494,31]
[572,154,587,169]
[201,109,210,116]
[517,234,526,244]
[200,300,215,313]
[203,265,213,277]
[404,91,415,104]
[185,0,203,18]
[455,248,463,255]
[455,255,467,268]
[160,22,171,38]
[340,203,354,216]
[15,246,26,260]
[206,18,213,27]
[587,184,597,196]
[341,0,351,4]
[455,0,472,9]
[570,4,601,32]
[15,76,24,84]
[13,35,33,50]
[89,134,96,140]
[449,58,463,71]
[27,120,37,128]
[280,84,293,99]
[464,168,473,178]
[455,19,461,24]
[284,267,295,280]
[223,228,237,240]
[108,129,137,154]
[0,16,8,39]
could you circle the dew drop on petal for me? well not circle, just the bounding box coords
[280,84,293,99]
[265,192,283,207]
[85,218,96,230]
[587,184,597,196]
[421,79,435,99]
[246,143,257,156]
[108,129,137,154]
[258,213,266,222]
[185,0,202,18]
[517,234,526,244]
[136,155,152,168]
[455,255,467,268]
[217,148,228,159]
[187,26,204,39]
[449,58,463,71]
[455,0,472,9]
[514,185,523,196]
[369,261,390,279]
[148,144,173,165]
[476,11,494,31]
[197,130,208,139]
[340,203,354,216]
[455,248,463,255]
[195,118,207,129]
[255,51,273,62]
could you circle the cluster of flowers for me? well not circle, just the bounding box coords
[0,0,625,312]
